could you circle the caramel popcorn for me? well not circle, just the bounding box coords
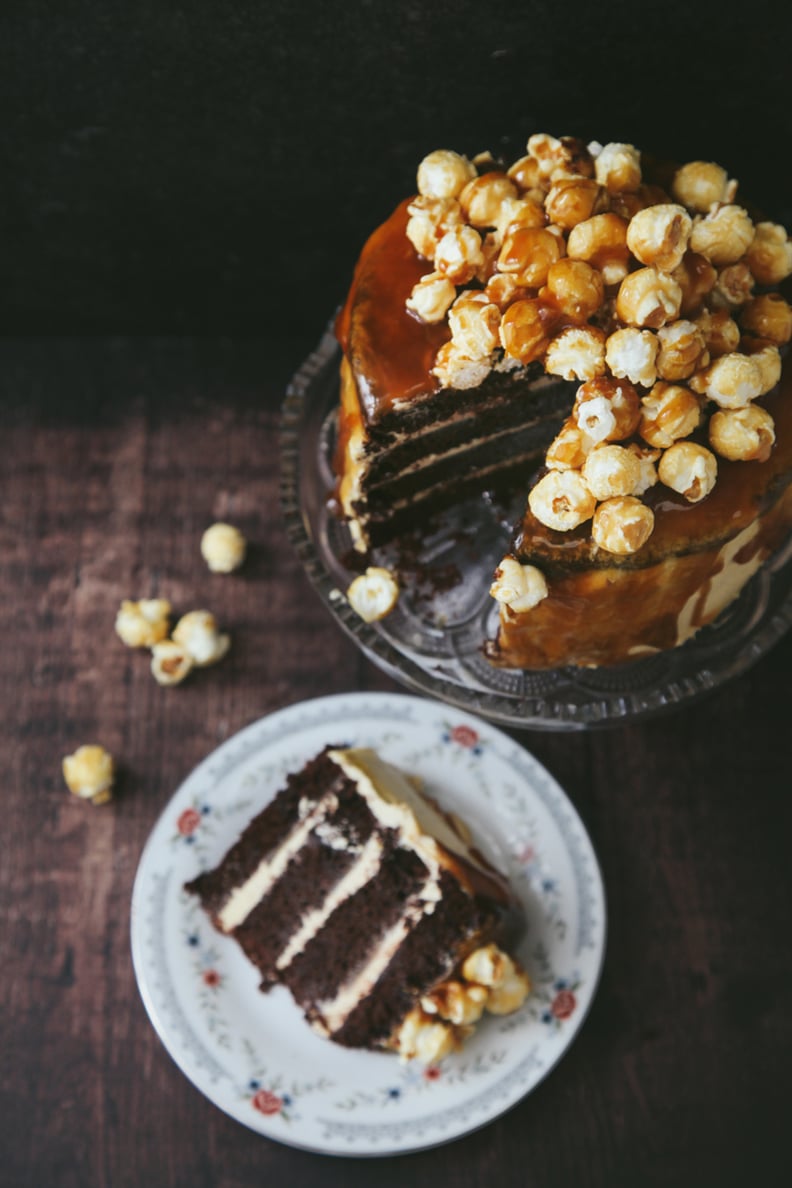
[626,204,692,272]
[394,1008,456,1064]
[591,496,655,554]
[434,224,485,284]
[528,469,596,531]
[489,557,548,612]
[346,567,400,622]
[581,444,642,500]
[544,325,606,381]
[448,291,501,358]
[497,226,564,287]
[485,272,529,310]
[432,341,493,389]
[658,441,718,502]
[672,251,717,315]
[742,340,782,395]
[421,980,488,1026]
[640,382,702,448]
[494,195,546,240]
[689,204,755,266]
[506,153,544,195]
[405,195,463,260]
[693,308,741,357]
[544,258,604,321]
[712,262,754,310]
[672,161,736,212]
[594,142,641,193]
[172,610,230,668]
[605,327,658,387]
[655,320,709,381]
[567,212,631,284]
[616,267,683,329]
[201,523,247,574]
[62,744,115,805]
[546,417,596,470]
[406,271,457,323]
[499,299,551,364]
[150,639,193,686]
[709,404,776,462]
[575,377,641,442]
[417,149,477,200]
[528,133,593,182]
[745,222,792,285]
[690,352,764,408]
[739,294,792,345]
[460,172,518,228]
[115,598,171,648]
[626,443,661,495]
[460,944,531,1014]
[545,177,608,230]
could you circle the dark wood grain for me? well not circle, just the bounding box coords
[1,339,790,1188]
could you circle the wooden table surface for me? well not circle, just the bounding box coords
[3,338,790,1188]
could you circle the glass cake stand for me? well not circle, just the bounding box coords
[280,323,792,730]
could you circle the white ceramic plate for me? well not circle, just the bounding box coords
[131,693,606,1156]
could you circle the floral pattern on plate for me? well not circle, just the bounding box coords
[131,692,606,1156]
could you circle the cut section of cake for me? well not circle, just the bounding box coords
[333,134,792,668]
[185,746,528,1062]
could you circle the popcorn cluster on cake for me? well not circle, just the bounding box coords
[404,134,792,585]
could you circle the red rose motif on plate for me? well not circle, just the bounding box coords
[450,725,478,748]
[252,1089,283,1116]
[551,989,576,1020]
[177,807,201,835]
[423,1065,442,1081]
[202,968,221,987]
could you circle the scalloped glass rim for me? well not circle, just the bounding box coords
[280,323,792,731]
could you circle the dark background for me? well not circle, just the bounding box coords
[1,0,790,339]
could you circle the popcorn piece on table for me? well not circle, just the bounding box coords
[115,598,171,648]
[151,639,194,686]
[346,566,400,623]
[172,610,230,667]
[658,441,718,502]
[592,497,655,554]
[709,405,776,463]
[490,556,548,612]
[201,523,247,574]
[62,745,115,805]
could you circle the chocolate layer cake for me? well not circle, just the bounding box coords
[185,746,529,1061]
[334,135,792,668]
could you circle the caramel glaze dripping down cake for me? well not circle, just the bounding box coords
[185,746,529,1063]
[333,135,792,668]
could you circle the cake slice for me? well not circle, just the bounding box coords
[185,746,528,1062]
